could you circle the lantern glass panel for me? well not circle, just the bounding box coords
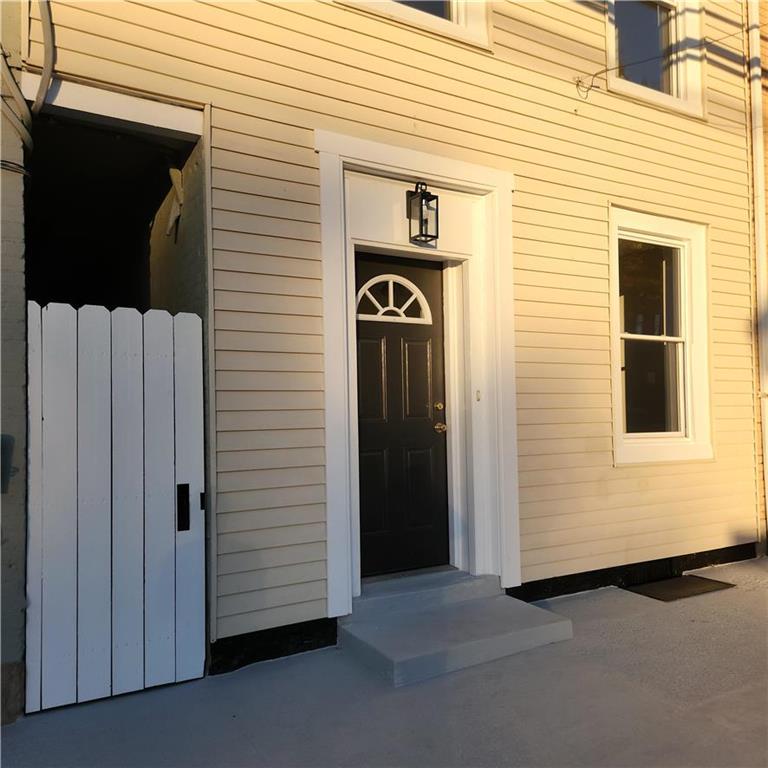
[422,194,438,240]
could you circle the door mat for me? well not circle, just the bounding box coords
[624,575,735,602]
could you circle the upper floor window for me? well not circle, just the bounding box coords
[610,208,711,464]
[616,1,673,94]
[339,1,489,48]
[395,0,451,20]
[606,1,704,117]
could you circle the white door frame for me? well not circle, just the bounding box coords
[316,131,520,617]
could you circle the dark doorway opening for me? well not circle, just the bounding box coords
[25,114,197,311]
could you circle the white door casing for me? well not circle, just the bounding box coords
[315,131,520,616]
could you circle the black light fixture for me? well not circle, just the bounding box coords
[406,181,439,244]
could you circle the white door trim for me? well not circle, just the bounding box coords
[316,131,520,617]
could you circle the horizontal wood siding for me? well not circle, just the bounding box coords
[28,0,760,634]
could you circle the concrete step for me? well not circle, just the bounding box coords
[340,594,573,686]
[345,571,502,623]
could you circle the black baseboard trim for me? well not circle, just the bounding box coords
[506,542,758,603]
[209,617,337,675]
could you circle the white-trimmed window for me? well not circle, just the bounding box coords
[339,1,489,48]
[610,208,711,464]
[606,0,704,117]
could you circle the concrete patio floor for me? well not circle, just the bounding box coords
[3,559,767,768]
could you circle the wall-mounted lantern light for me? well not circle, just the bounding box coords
[406,181,439,244]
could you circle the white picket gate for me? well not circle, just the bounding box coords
[25,302,206,712]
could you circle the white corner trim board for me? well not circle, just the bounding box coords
[20,72,203,138]
[315,130,520,618]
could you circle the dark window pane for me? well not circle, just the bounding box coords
[395,0,451,20]
[623,339,680,433]
[619,239,679,336]
[615,1,673,94]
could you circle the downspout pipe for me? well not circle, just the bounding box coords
[30,0,54,115]
[748,0,768,553]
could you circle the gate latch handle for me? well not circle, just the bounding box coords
[177,483,190,531]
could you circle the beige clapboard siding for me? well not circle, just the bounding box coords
[522,510,758,553]
[522,519,757,566]
[217,504,327,533]
[217,392,325,412]
[521,494,757,533]
[519,481,757,518]
[214,310,323,335]
[218,541,326,576]
[31,30,751,217]
[521,533,755,582]
[218,561,327,597]
[217,485,325,515]
[218,579,326,618]
[217,600,327,638]
[34,2,752,166]
[213,169,320,206]
[28,0,761,628]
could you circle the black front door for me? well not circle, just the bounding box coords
[355,253,449,577]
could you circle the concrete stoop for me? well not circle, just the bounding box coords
[340,571,573,686]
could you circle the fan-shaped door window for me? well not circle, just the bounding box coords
[356,274,433,325]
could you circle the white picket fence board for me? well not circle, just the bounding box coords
[76,306,112,703]
[26,302,205,710]
[25,302,43,714]
[111,308,145,696]
[174,314,206,682]
[41,303,78,710]
[143,310,176,687]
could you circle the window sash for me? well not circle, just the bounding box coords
[605,1,704,118]
[615,0,676,96]
[620,336,686,436]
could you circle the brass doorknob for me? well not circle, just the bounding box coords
[434,422,447,434]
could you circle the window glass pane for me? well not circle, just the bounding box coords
[395,0,452,19]
[623,339,681,433]
[615,1,674,94]
[619,239,679,336]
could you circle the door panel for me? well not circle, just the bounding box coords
[357,338,387,422]
[402,339,433,420]
[356,253,449,577]
[359,449,389,533]
[403,447,435,528]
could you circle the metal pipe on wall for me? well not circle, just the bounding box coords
[30,0,54,115]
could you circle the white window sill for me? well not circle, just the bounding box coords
[336,1,491,50]
[614,437,713,465]
[606,72,704,119]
